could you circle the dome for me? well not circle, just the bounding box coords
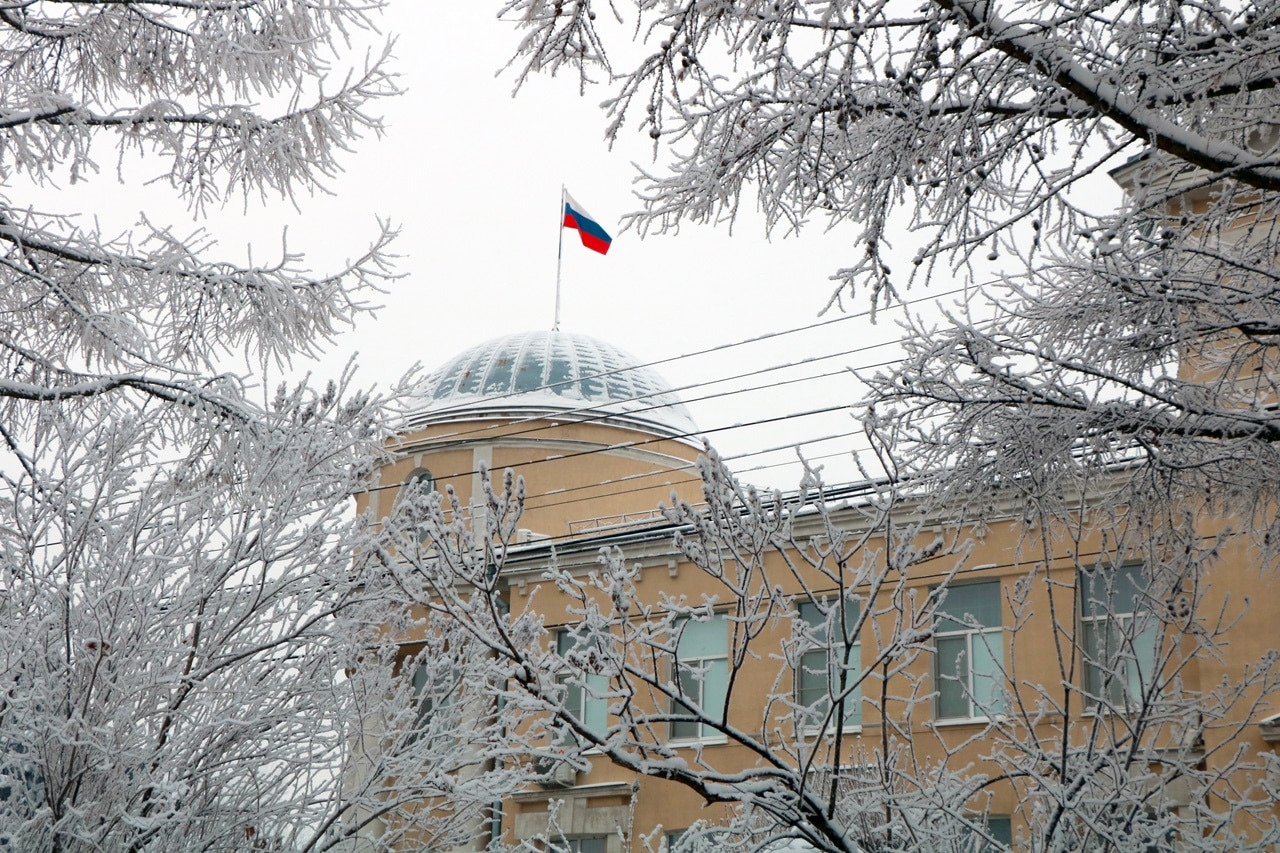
[407,330,699,439]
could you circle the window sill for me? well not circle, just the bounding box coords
[801,725,863,737]
[668,736,729,748]
[1082,705,1143,717]
[931,716,999,728]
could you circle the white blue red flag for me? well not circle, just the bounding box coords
[562,191,613,255]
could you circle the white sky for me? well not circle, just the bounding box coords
[48,4,1125,493]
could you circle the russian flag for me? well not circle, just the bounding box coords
[563,191,613,255]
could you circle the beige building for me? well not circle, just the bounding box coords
[361,325,1280,852]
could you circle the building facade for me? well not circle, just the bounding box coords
[360,326,1280,852]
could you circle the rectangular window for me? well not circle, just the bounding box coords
[1080,564,1159,710]
[664,826,726,853]
[934,582,1005,720]
[556,629,609,741]
[408,657,462,746]
[979,816,1012,851]
[796,597,861,732]
[549,837,607,853]
[671,612,729,742]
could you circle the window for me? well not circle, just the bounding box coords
[1080,564,1159,710]
[671,612,729,742]
[664,825,727,853]
[407,467,435,496]
[556,628,609,742]
[396,468,436,542]
[0,744,43,826]
[406,649,465,745]
[795,597,861,733]
[971,816,1012,851]
[934,582,1005,720]
[549,836,606,853]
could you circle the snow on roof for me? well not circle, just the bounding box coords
[405,330,700,439]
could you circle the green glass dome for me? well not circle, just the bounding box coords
[408,331,699,439]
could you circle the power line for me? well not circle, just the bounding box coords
[399,345,884,458]
[361,401,858,498]
[371,339,929,496]
[409,284,969,422]
[374,284,986,497]
[517,429,868,518]
[3,285,985,550]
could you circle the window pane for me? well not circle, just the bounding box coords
[676,667,702,704]
[1128,616,1159,704]
[970,631,1005,714]
[835,643,861,726]
[796,598,860,731]
[558,629,609,739]
[584,674,609,735]
[937,582,1002,632]
[702,659,729,725]
[937,635,969,718]
[564,681,585,719]
[797,649,829,712]
[670,698,699,740]
[798,600,830,638]
[678,614,727,658]
[673,614,728,739]
[672,668,702,739]
[1080,564,1147,617]
[1081,618,1106,699]
[985,816,1012,850]
[1080,564,1158,708]
[800,598,859,636]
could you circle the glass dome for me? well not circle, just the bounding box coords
[407,331,699,439]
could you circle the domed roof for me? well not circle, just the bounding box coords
[407,330,699,439]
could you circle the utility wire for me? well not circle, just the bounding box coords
[406,283,972,425]
[377,284,988,495]
[399,340,884,450]
[360,401,856,498]
[370,344,916,496]
[517,429,868,517]
[7,285,988,549]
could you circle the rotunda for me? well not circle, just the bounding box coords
[364,331,705,541]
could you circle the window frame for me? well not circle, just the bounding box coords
[555,628,610,744]
[407,655,462,745]
[1079,564,1159,712]
[670,612,730,744]
[395,467,437,544]
[933,581,1006,723]
[972,815,1012,851]
[794,596,862,735]
[548,836,607,853]
[664,825,728,853]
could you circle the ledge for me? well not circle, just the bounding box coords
[511,781,635,803]
[1258,712,1280,744]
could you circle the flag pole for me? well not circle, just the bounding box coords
[554,186,565,331]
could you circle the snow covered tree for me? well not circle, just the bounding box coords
[500,0,1277,292]
[389,453,1280,853]
[0,3,536,850]
[0,379,542,850]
